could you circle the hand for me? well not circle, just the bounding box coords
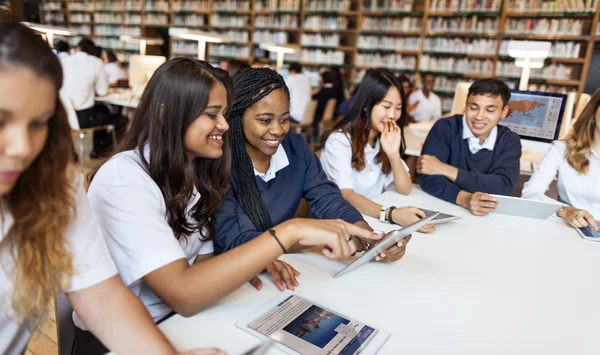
[407,100,419,114]
[249,260,300,291]
[560,207,599,231]
[178,349,226,355]
[467,192,498,216]
[380,119,402,156]
[416,154,446,176]
[284,219,383,260]
[391,207,437,233]
[373,235,412,263]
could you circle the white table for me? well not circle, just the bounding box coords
[157,186,600,355]
[95,92,139,109]
[404,121,551,175]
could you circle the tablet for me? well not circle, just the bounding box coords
[575,223,600,242]
[237,291,390,355]
[333,212,439,278]
[420,208,461,224]
[490,195,563,219]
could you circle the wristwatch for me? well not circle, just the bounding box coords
[379,206,387,222]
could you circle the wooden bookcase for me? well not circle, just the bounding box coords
[41,0,600,110]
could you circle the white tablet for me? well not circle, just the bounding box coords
[333,212,439,278]
[575,223,600,242]
[236,291,390,355]
[419,208,461,224]
[490,195,563,219]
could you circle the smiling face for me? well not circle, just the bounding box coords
[0,65,54,195]
[183,81,230,160]
[370,86,403,135]
[464,93,509,142]
[242,88,290,162]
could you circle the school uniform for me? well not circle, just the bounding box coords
[214,133,364,253]
[319,131,410,200]
[0,175,117,354]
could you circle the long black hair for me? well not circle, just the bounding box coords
[229,67,289,231]
[316,69,407,174]
[91,57,233,241]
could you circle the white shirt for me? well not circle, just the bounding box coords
[462,115,498,154]
[0,174,117,354]
[254,144,290,183]
[522,141,600,219]
[285,73,312,122]
[104,62,128,85]
[80,148,214,325]
[57,52,70,60]
[320,131,409,200]
[61,52,109,111]
[408,89,442,122]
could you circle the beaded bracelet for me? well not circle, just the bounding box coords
[269,228,286,253]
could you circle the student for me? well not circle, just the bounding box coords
[84,58,378,351]
[522,88,600,231]
[214,67,406,290]
[318,69,435,232]
[417,79,521,216]
[311,70,337,134]
[54,39,70,60]
[226,59,249,76]
[0,21,205,355]
[408,72,442,122]
[285,62,311,123]
[103,50,128,86]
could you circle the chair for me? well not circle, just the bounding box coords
[449,82,471,116]
[291,100,318,141]
[318,98,337,136]
[61,91,117,172]
[55,293,75,355]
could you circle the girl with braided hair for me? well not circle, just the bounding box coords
[214,68,408,292]
[84,58,377,352]
[318,69,436,233]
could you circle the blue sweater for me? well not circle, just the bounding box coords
[420,115,522,204]
[214,133,364,253]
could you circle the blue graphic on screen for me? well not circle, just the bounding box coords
[503,96,549,128]
[283,305,350,349]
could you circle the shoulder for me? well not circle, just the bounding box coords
[432,92,442,102]
[325,131,351,147]
[89,150,158,196]
[432,115,459,131]
[496,125,521,145]
[283,133,313,160]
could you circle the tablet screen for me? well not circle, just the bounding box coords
[580,223,600,239]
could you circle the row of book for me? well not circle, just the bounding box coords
[304,16,348,30]
[69,25,92,36]
[144,1,170,11]
[255,0,300,11]
[96,25,141,37]
[419,56,495,74]
[504,18,585,35]
[361,17,422,32]
[256,15,299,28]
[496,62,573,80]
[305,0,352,11]
[213,0,251,11]
[94,13,123,25]
[499,40,581,58]
[173,14,207,26]
[144,14,169,25]
[94,37,140,51]
[301,33,340,47]
[362,0,414,12]
[210,44,251,58]
[427,16,498,33]
[211,15,249,27]
[430,0,502,12]
[253,31,288,44]
[357,36,421,51]
[172,1,209,12]
[508,0,597,12]
[356,53,417,70]
[301,49,345,65]
[423,38,497,55]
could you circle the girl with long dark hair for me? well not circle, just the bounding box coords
[318,69,436,233]
[83,58,377,353]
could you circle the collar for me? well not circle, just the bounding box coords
[74,51,88,58]
[254,144,290,182]
[462,115,497,154]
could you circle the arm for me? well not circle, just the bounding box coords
[419,120,463,204]
[521,142,562,203]
[95,62,109,97]
[68,276,175,354]
[453,133,522,195]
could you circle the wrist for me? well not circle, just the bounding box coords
[456,191,472,209]
[277,220,301,250]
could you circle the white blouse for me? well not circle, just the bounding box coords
[522,141,600,219]
[320,131,409,200]
[0,174,117,354]
[79,148,214,326]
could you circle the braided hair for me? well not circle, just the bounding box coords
[229,67,290,231]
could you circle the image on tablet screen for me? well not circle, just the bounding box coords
[421,208,454,220]
[580,225,600,239]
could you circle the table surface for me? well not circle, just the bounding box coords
[404,121,550,175]
[157,186,600,355]
[95,91,139,109]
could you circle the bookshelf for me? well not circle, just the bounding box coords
[41,0,600,100]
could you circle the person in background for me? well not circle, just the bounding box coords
[103,50,128,86]
[285,62,311,123]
[85,58,376,352]
[0,21,210,355]
[331,67,347,115]
[338,84,359,118]
[54,40,70,60]
[226,59,249,76]
[522,87,600,231]
[214,68,401,291]
[318,69,435,233]
[311,70,337,139]
[398,75,412,100]
[417,79,521,216]
[408,72,442,122]
[61,37,108,156]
